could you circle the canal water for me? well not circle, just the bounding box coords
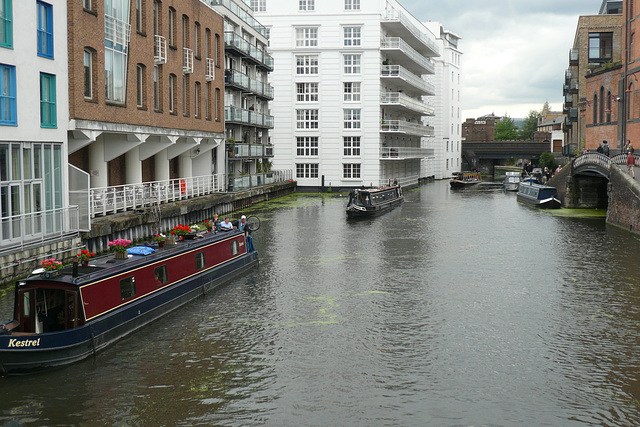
[2,181,640,426]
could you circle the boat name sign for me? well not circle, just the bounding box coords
[6,338,41,348]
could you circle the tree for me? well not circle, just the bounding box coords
[494,115,518,140]
[539,152,557,171]
[519,110,540,141]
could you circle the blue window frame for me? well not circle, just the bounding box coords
[37,1,53,59]
[0,0,12,49]
[40,73,56,128]
[0,63,16,125]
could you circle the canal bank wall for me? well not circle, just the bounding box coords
[0,181,296,286]
[548,163,608,209]
[607,165,640,233]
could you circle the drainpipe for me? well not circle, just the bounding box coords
[623,1,630,150]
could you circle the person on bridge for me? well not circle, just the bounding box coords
[602,141,610,157]
[627,148,636,179]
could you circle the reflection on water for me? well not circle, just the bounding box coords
[2,181,640,426]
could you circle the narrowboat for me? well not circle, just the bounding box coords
[503,171,522,191]
[346,185,404,218]
[450,172,482,188]
[0,228,258,375]
[516,180,561,209]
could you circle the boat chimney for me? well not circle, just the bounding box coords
[72,259,78,278]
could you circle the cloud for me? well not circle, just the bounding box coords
[400,0,604,118]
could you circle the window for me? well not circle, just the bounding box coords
[182,15,189,49]
[299,0,314,11]
[296,55,318,75]
[0,64,16,125]
[215,33,221,66]
[205,81,211,120]
[215,88,220,121]
[194,81,201,118]
[120,277,136,300]
[343,163,361,179]
[135,0,144,33]
[0,0,12,48]
[195,252,205,270]
[343,27,361,47]
[83,0,92,10]
[343,82,360,101]
[194,22,200,58]
[588,32,613,62]
[205,28,211,58]
[296,136,318,156]
[296,109,319,129]
[231,240,239,255]
[251,0,266,11]
[296,163,318,178]
[136,64,145,108]
[168,7,176,47]
[343,109,361,129]
[296,27,318,47]
[345,0,360,10]
[154,265,168,286]
[169,73,176,113]
[40,73,56,128]
[153,65,161,110]
[343,136,360,156]
[296,82,318,102]
[37,1,53,59]
[105,48,127,103]
[182,74,189,116]
[344,54,361,74]
[84,49,94,99]
[153,0,159,35]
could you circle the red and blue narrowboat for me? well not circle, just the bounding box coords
[0,228,258,375]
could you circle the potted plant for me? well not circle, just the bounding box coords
[41,258,63,278]
[154,233,166,248]
[108,238,132,259]
[76,249,95,267]
[204,220,212,232]
[171,224,191,241]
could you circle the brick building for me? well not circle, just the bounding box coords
[461,114,500,142]
[68,0,226,189]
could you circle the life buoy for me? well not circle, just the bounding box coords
[180,179,186,194]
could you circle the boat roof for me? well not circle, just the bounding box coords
[353,185,400,194]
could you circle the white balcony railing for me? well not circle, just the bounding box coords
[105,15,131,47]
[154,35,167,64]
[228,170,293,192]
[0,206,80,250]
[206,57,215,81]
[381,65,435,95]
[381,37,435,74]
[381,120,435,137]
[382,7,440,56]
[381,92,435,115]
[183,48,193,74]
[380,146,435,160]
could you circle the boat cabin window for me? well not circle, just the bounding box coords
[120,277,137,300]
[231,240,239,255]
[18,288,82,333]
[154,265,168,286]
[195,252,206,270]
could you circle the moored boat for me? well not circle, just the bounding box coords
[450,172,482,188]
[0,228,258,375]
[503,171,522,191]
[346,185,404,218]
[516,181,561,209]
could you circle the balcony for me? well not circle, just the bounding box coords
[381,92,434,116]
[183,48,193,74]
[381,37,435,75]
[570,48,579,65]
[381,65,435,95]
[225,105,274,128]
[227,143,275,158]
[154,35,167,64]
[105,15,131,48]
[568,107,579,122]
[206,58,215,81]
[380,146,435,160]
[228,170,293,192]
[225,69,273,99]
[380,120,434,137]
[564,94,573,106]
[381,6,440,57]
[206,0,267,37]
[224,31,273,71]
[565,68,573,82]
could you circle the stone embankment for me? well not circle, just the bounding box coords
[0,181,296,285]
[607,165,640,232]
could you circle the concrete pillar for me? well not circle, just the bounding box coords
[125,147,142,184]
[155,149,170,181]
[88,138,108,188]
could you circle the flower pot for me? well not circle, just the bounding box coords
[207,227,212,233]
[166,237,176,245]
[82,262,89,268]
[115,251,128,260]
[158,240,165,248]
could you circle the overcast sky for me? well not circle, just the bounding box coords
[400,0,605,120]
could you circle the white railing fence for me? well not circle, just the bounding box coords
[0,206,80,250]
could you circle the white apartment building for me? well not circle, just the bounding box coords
[255,0,439,189]
[0,0,74,251]
[423,22,462,179]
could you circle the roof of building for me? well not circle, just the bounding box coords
[539,115,566,126]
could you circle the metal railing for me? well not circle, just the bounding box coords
[381,7,440,56]
[381,120,435,136]
[183,48,193,73]
[154,35,167,64]
[226,69,273,98]
[105,15,131,47]
[0,206,80,249]
[224,31,273,69]
[381,92,435,115]
[381,37,435,74]
[90,175,225,218]
[380,146,435,159]
[206,0,267,37]
[225,105,274,128]
[228,143,274,158]
[381,65,435,95]
[570,48,579,63]
[228,170,292,192]
[572,152,611,170]
[206,57,215,80]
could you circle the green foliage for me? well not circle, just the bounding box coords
[539,152,557,171]
[495,115,518,140]
[519,110,540,141]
